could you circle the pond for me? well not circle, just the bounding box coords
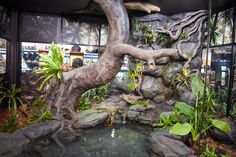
[19,123,153,157]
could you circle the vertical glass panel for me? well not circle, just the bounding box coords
[0,38,7,74]
[100,24,108,46]
[202,46,232,114]
[89,24,99,45]
[223,8,233,44]
[21,14,60,43]
[214,11,225,45]
[61,18,81,44]
[0,6,10,40]
[79,23,90,45]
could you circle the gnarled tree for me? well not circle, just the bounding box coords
[47,0,178,138]
[43,0,209,151]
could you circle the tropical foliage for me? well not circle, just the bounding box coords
[0,84,29,114]
[34,43,64,91]
[126,63,144,91]
[156,76,231,142]
[169,76,230,141]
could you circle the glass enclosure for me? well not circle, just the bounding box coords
[202,7,236,117]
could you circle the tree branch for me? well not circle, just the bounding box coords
[112,44,177,69]
[124,2,160,13]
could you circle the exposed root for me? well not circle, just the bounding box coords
[155,10,207,62]
[156,10,207,40]
[51,121,66,154]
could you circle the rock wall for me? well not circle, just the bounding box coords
[126,11,205,102]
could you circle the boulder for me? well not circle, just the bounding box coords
[98,95,129,112]
[153,95,166,103]
[16,120,60,140]
[189,57,202,69]
[129,105,146,112]
[140,76,167,99]
[75,110,109,129]
[149,131,192,157]
[142,64,164,77]
[180,42,199,58]
[127,111,140,120]
[210,117,236,145]
[163,63,183,84]
[112,77,132,93]
[137,111,158,125]
[180,90,196,106]
[0,133,29,157]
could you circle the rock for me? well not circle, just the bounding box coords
[58,130,77,143]
[137,111,158,125]
[140,76,167,99]
[189,57,202,69]
[75,110,109,129]
[160,111,175,117]
[155,57,170,65]
[129,105,146,112]
[16,120,60,140]
[210,117,236,145]
[166,99,176,106]
[153,95,166,103]
[163,63,183,84]
[180,42,199,58]
[180,90,196,106]
[99,95,129,112]
[151,128,185,143]
[127,111,140,120]
[143,64,164,77]
[0,133,29,157]
[113,77,132,93]
[149,132,192,157]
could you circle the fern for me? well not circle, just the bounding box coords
[34,43,64,91]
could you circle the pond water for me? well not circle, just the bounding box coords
[20,124,152,157]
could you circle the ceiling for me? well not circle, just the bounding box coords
[0,0,235,16]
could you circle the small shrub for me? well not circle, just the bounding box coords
[0,84,29,114]
[126,63,144,92]
[0,115,17,133]
[154,110,180,130]
[77,97,91,111]
[132,100,149,107]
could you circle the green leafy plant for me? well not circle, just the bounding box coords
[34,43,64,91]
[28,98,52,123]
[133,19,141,31]
[200,145,217,157]
[126,63,144,91]
[0,116,17,133]
[132,100,149,107]
[79,84,108,107]
[77,97,91,111]
[37,110,52,122]
[172,67,197,90]
[154,110,180,130]
[143,24,158,44]
[0,84,29,114]
[169,76,231,141]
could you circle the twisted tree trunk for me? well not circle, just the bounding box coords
[46,0,177,134]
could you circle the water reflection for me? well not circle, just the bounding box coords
[20,124,152,157]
